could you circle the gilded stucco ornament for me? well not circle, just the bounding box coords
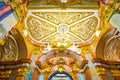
[104,36,120,61]
[26,10,100,47]
[6,0,28,20]
[111,69,120,76]
[0,70,12,78]
[100,0,120,24]
[1,35,18,62]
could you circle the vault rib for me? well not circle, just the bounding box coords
[30,13,58,28]
[69,14,95,27]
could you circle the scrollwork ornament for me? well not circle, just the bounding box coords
[32,12,94,25]
[26,11,99,45]
[70,17,98,40]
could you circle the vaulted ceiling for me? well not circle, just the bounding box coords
[0,0,120,68]
[22,0,106,57]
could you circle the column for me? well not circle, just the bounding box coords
[85,54,100,80]
[38,74,44,80]
[78,74,86,80]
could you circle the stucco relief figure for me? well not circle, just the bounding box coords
[104,36,120,61]
[1,35,18,62]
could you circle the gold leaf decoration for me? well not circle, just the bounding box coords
[70,16,98,40]
[1,35,18,62]
[32,12,94,25]
[27,16,56,41]
[26,11,99,45]
[104,36,120,61]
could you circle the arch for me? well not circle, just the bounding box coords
[48,71,73,80]
[9,28,27,60]
[96,28,120,61]
[104,36,120,61]
[0,28,28,62]
[1,35,18,62]
[96,29,113,60]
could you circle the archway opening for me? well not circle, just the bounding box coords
[49,71,73,80]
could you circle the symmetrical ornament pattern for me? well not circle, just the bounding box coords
[32,12,94,25]
[27,16,56,41]
[26,10,100,45]
[104,36,120,61]
[1,35,18,62]
[70,16,98,40]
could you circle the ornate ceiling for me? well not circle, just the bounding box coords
[1,0,119,62]
[25,10,100,47]
[1,0,120,79]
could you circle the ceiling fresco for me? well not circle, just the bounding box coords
[25,10,100,46]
